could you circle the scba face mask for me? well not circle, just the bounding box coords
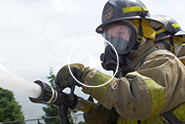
[101,22,138,72]
[103,22,137,55]
[154,40,170,50]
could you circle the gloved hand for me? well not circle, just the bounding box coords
[84,104,114,124]
[55,63,90,89]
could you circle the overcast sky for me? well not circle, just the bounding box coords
[0,0,185,122]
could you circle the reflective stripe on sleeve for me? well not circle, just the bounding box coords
[173,103,185,121]
[127,71,165,118]
[89,71,113,104]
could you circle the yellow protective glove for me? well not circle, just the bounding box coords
[84,104,116,124]
[55,63,90,89]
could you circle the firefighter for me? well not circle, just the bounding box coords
[55,0,185,123]
[152,15,185,58]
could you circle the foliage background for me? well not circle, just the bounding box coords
[0,88,25,124]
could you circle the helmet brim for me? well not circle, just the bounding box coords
[175,30,185,37]
[154,30,185,42]
[96,16,164,34]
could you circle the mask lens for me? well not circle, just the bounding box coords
[154,41,170,49]
[103,24,132,53]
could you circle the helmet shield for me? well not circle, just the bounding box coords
[103,22,137,55]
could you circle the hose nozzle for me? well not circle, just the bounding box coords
[29,80,77,109]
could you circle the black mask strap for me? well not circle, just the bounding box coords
[170,37,175,53]
[137,19,144,42]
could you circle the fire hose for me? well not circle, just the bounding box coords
[29,80,98,124]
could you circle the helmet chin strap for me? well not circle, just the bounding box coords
[139,37,147,45]
[115,56,135,77]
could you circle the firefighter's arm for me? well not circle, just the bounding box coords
[82,70,165,120]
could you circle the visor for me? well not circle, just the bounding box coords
[103,22,136,55]
[154,40,170,50]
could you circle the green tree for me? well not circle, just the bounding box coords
[42,67,60,124]
[42,67,75,124]
[0,88,25,124]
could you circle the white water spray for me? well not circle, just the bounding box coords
[0,64,41,98]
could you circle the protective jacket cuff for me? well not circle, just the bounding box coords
[83,70,113,105]
[73,97,98,113]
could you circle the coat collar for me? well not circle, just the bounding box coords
[125,41,157,71]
